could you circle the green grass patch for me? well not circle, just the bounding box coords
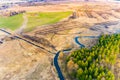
[26,11,72,32]
[0,14,23,30]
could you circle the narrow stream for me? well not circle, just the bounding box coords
[54,36,100,80]
[54,21,120,80]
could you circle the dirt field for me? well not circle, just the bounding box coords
[0,2,120,80]
[6,2,120,12]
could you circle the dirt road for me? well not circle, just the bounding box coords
[15,13,28,34]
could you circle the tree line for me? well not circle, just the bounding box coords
[66,34,120,80]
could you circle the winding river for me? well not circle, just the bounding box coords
[54,36,100,80]
[54,21,120,80]
[0,28,118,80]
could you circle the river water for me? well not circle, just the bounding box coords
[54,20,120,80]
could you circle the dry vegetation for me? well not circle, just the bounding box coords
[0,2,120,80]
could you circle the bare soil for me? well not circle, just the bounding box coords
[0,2,120,80]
